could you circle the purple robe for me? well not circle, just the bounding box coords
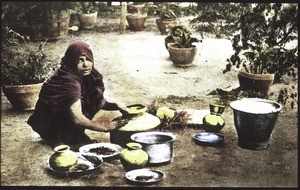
[27,40,105,148]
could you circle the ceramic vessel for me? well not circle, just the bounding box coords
[126,15,147,31]
[156,18,177,35]
[202,104,225,133]
[2,83,43,110]
[238,71,275,94]
[78,12,98,29]
[167,43,197,67]
[120,142,148,171]
[49,145,78,171]
[110,113,160,147]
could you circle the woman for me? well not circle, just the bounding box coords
[27,40,129,150]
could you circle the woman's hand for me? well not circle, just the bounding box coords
[102,101,130,116]
[116,103,130,116]
[70,100,118,132]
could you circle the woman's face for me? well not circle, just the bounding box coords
[77,55,93,77]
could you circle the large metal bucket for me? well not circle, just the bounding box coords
[131,132,176,164]
[230,98,282,150]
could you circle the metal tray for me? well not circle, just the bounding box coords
[47,152,103,177]
[193,132,224,146]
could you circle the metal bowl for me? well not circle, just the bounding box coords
[131,132,176,164]
[193,132,224,147]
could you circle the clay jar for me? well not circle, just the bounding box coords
[120,142,148,171]
[202,104,225,133]
[49,145,78,171]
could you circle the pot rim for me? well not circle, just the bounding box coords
[53,145,70,152]
[230,98,282,114]
[130,131,176,144]
[156,18,177,22]
[2,82,43,88]
[79,12,98,16]
[167,42,196,50]
[238,70,275,80]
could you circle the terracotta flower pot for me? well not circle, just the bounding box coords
[165,36,174,49]
[167,43,197,67]
[238,71,275,94]
[78,12,98,29]
[2,83,43,110]
[126,15,147,31]
[156,18,177,35]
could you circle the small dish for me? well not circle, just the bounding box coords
[79,143,122,161]
[125,168,164,185]
[193,132,224,146]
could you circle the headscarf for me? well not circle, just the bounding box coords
[61,40,94,72]
[37,40,105,117]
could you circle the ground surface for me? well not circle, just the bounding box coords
[1,17,298,188]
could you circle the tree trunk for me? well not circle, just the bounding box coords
[120,2,127,34]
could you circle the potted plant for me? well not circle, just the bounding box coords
[149,3,180,35]
[77,2,99,29]
[2,2,74,41]
[126,4,148,31]
[223,3,298,94]
[166,24,202,67]
[1,27,52,110]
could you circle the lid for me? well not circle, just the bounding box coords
[117,113,161,131]
[193,132,224,146]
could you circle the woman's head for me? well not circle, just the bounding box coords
[61,40,94,76]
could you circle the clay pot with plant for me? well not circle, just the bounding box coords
[149,3,180,35]
[126,4,148,31]
[223,3,298,95]
[166,25,202,67]
[77,2,99,29]
[1,27,52,110]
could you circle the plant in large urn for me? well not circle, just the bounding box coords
[77,2,99,30]
[126,4,148,31]
[166,24,202,67]
[223,3,298,94]
[149,3,181,35]
[1,27,52,110]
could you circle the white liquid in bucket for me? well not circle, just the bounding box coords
[230,98,281,114]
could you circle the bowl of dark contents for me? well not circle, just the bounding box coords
[125,168,164,185]
[79,143,122,161]
[193,132,224,146]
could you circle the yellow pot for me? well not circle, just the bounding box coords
[202,114,225,133]
[49,145,78,171]
[120,142,148,171]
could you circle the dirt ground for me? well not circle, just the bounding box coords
[1,17,298,188]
